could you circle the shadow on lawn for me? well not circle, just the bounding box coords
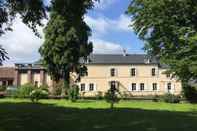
[0,102,196,131]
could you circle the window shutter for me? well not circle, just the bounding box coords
[115,68,118,77]
[157,83,160,91]
[94,83,97,91]
[171,83,175,94]
[164,82,168,93]
[85,83,89,91]
[136,83,139,91]
[128,84,132,91]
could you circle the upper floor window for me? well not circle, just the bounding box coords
[110,68,116,77]
[89,83,95,91]
[80,83,86,91]
[152,83,157,91]
[140,83,145,91]
[131,83,136,91]
[166,73,170,78]
[152,68,156,76]
[131,68,136,76]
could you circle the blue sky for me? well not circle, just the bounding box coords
[0,0,144,65]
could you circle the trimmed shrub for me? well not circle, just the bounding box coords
[30,89,48,102]
[162,93,181,103]
[16,83,35,98]
[68,84,79,102]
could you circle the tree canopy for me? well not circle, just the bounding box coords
[127,0,197,82]
[0,0,47,64]
[39,0,96,93]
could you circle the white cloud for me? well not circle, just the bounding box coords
[85,14,132,36]
[94,0,116,10]
[91,38,123,54]
[0,16,46,65]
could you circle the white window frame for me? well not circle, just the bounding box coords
[80,83,86,92]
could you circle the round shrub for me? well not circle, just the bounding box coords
[68,84,79,102]
[30,89,48,102]
[163,93,181,103]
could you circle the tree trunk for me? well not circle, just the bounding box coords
[61,72,70,97]
[110,102,114,109]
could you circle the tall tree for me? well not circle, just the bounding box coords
[39,0,96,95]
[127,0,197,83]
[0,0,47,64]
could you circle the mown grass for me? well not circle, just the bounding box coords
[0,98,197,131]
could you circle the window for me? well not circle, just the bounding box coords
[140,83,145,91]
[110,68,116,77]
[131,68,136,76]
[166,73,170,78]
[167,83,171,91]
[153,83,157,91]
[152,68,156,76]
[80,84,85,91]
[131,83,136,91]
[89,83,94,91]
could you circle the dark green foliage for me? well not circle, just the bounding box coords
[127,0,197,84]
[0,45,9,65]
[30,89,48,102]
[104,88,120,109]
[0,85,6,92]
[68,84,79,102]
[39,0,96,94]
[152,95,159,102]
[16,83,35,98]
[162,93,181,103]
[39,84,49,92]
[95,91,103,100]
[183,82,197,103]
[52,81,64,96]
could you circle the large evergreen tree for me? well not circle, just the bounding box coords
[39,0,96,94]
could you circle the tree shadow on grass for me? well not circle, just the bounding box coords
[0,102,196,131]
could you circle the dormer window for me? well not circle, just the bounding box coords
[110,68,116,77]
[152,68,156,76]
[131,68,136,76]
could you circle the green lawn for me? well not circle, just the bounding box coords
[0,99,197,131]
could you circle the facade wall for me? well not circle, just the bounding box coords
[77,64,182,96]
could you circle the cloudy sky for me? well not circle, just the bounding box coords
[0,0,144,65]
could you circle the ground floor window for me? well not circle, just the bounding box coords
[167,82,172,92]
[153,83,157,91]
[140,83,145,91]
[89,83,95,91]
[80,83,85,91]
[131,83,136,91]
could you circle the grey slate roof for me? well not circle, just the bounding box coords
[83,54,159,65]
[15,54,160,69]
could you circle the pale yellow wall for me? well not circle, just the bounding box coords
[77,64,182,96]
[20,73,28,85]
[33,73,41,87]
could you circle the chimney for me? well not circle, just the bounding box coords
[123,49,127,56]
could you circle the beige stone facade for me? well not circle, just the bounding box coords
[77,64,182,97]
